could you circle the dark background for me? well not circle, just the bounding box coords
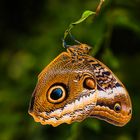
[0,0,140,140]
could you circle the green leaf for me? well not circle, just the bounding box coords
[72,10,95,25]
[63,10,95,41]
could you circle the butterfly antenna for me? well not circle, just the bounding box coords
[69,32,82,45]
[62,32,81,48]
[62,39,70,49]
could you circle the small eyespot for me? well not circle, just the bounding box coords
[114,103,121,112]
[47,85,66,104]
[83,78,96,89]
[128,109,132,115]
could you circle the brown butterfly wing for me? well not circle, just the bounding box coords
[83,55,132,126]
[28,51,98,126]
[28,44,132,127]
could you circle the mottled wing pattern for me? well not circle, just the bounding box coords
[92,61,121,91]
[84,56,121,91]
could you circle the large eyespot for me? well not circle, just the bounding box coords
[83,78,96,89]
[47,85,66,104]
[114,103,121,112]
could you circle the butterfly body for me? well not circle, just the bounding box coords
[28,44,132,127]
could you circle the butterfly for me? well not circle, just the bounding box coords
[28,44,132,127]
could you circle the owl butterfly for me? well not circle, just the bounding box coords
[28,44,132,127]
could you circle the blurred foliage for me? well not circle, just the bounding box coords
[0,0,140,140]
